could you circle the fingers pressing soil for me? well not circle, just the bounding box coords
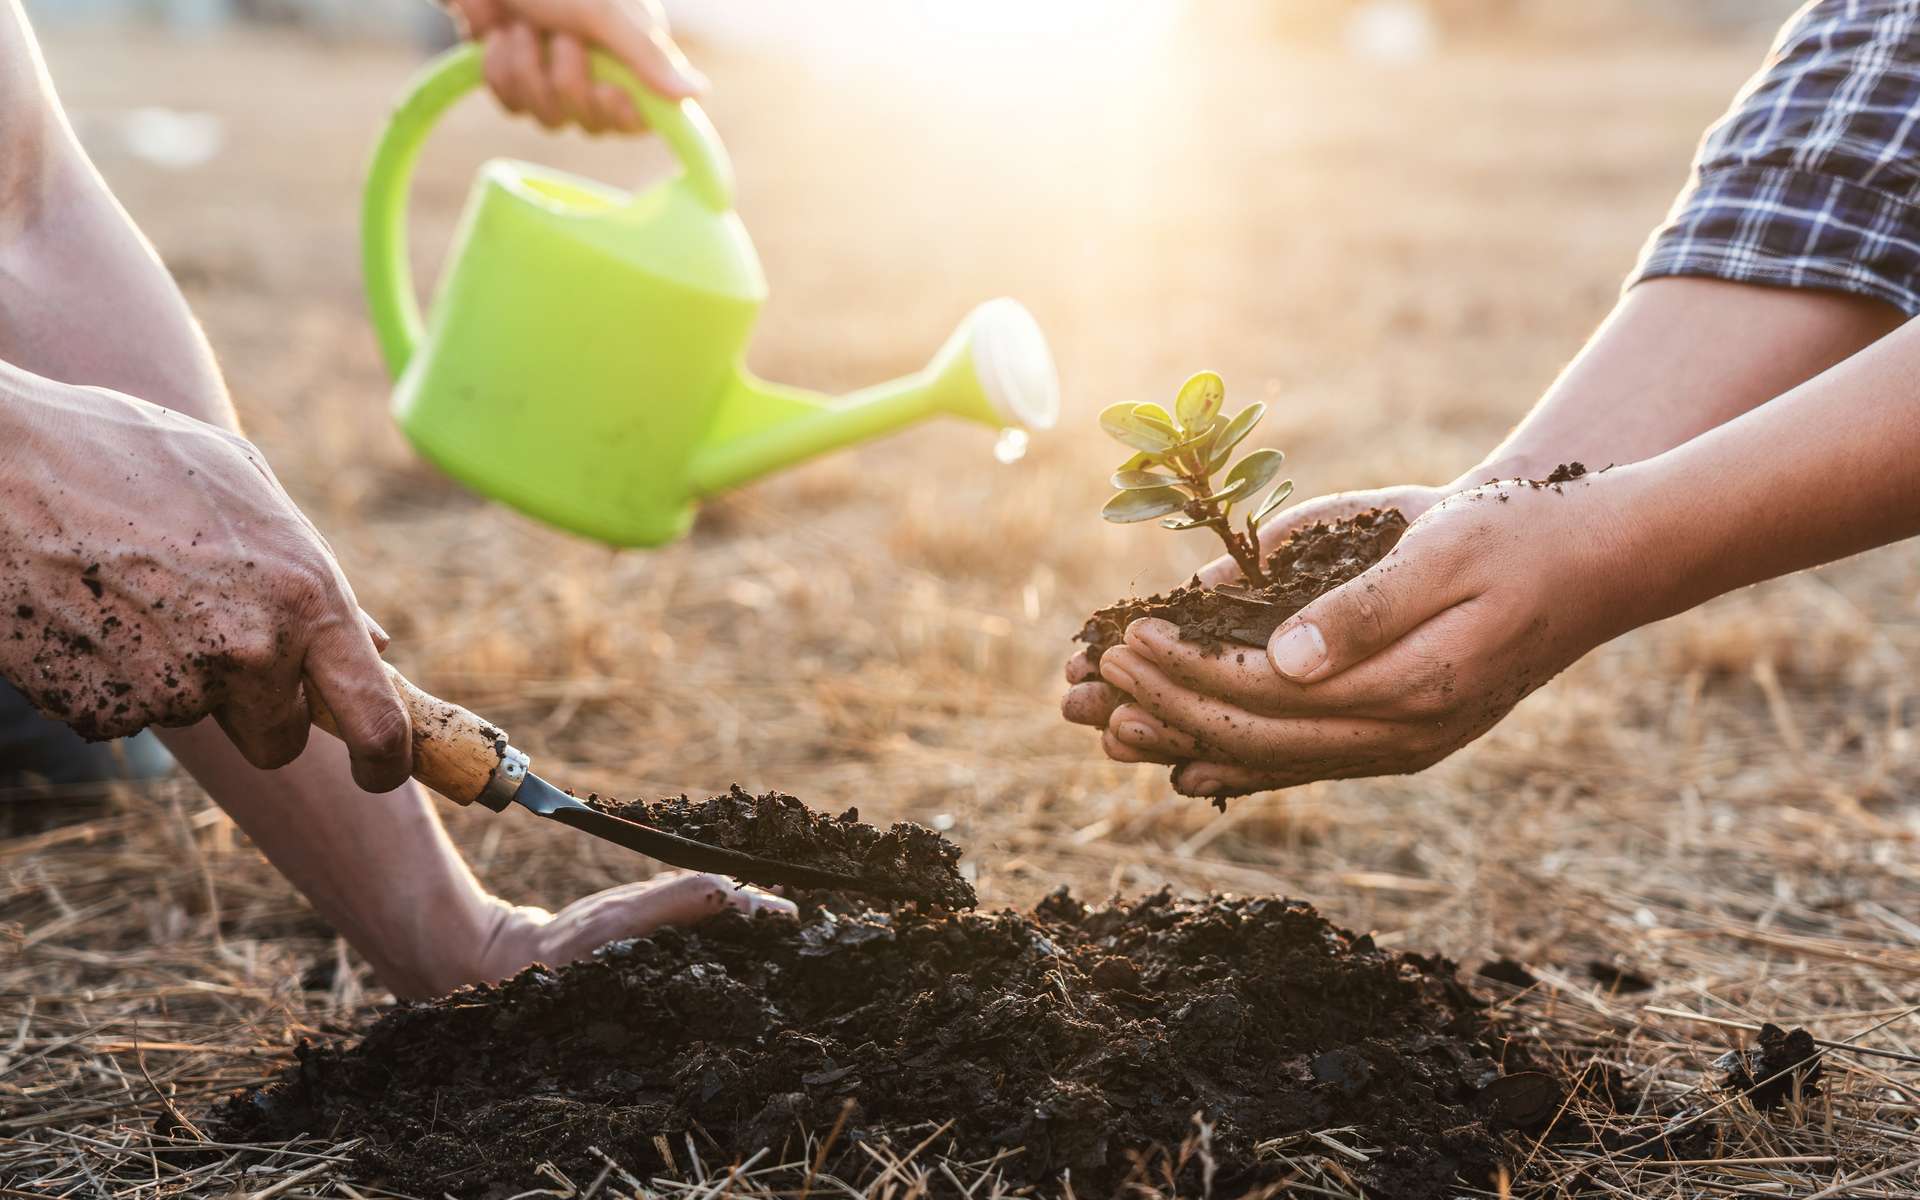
[1076,508,1409,666]
[584,786,976,910]
[217,889,1532,1198]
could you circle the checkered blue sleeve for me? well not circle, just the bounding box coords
[1631,0,1920,315]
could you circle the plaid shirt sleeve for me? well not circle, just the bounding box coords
[1631,0,1920,315]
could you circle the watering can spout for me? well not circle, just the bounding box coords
[688,298,1058,498]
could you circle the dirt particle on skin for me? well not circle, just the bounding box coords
[586,786,975,910]
[216,889,1526,1198]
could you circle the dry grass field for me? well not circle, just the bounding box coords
[4,12,1918,1197]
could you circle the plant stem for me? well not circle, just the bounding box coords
[1184,472,1267,586]
[1211,519,1267,586]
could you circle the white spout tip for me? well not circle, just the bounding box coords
[969,298,1059,431]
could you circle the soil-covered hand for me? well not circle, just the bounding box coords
[445,0,705,134]
[469,872,796,989]
[0,381,410,790]
[1061,484,1446,734]
[1095,476,1636,797]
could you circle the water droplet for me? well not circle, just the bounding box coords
[993,428,1029,464]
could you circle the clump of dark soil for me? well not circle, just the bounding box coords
[1716,1023,1824,1109]
[585,786,975,910]
[219,890,1536,1198]
[1076,508,1408,666]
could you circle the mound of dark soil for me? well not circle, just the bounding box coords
[1076,508,1408,666]
[219,890,1532,1198]
[584,786,975,910]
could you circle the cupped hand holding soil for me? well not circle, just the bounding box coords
[1066,493,1421,802]
[0,373,409,789]
[1091,467,1630,799]
[1063,483,1443,733]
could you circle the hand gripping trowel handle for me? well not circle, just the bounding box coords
[307,662,528,809]
[304,664,887,894]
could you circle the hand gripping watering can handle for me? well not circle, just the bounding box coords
[361,43,736,377]
[307,662,513,806]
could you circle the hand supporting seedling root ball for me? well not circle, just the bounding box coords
[1066,372,1634,803]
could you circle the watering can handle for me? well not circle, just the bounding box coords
[361,43,735,377]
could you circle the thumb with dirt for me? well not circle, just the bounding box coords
[0,370,412,792]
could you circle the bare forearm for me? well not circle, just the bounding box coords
[1459,278,1904,484]
[0,0,230,428]
[1617,314,1920,624]
[0,159,492,994]
[0,1,496,996]
[160,727,505,998]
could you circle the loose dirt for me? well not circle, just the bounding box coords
[219,889,1540,1198]
[1717,1023,1824,1110]
[1075,508,1409,666]
[585,786,976,909]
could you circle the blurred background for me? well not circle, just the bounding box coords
[11,0,1915,1025]
[11,7,1920,1193]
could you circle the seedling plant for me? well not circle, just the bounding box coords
[1099,371,1292,585]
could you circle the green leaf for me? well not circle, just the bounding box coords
[1174,371,1225,432]
[1250,478,1295,528]
[1207,403,1268,473]
[1134,402,1175,428]
[1111,468,1179,490]
[1099,403,1178,456]
[1225,448,1285,496]
[1161,515,1213,531]
[1212,477,1251,506]
[1163,427,1216,469]
[1132,407,1181,449]
[1102,487,1187,524]
[1174,415,1225,476]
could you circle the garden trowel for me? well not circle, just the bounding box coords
[307,664,888,896]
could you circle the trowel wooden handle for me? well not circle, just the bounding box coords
[307,663,507,806]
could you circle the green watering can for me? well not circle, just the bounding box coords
[364,46,1059,547]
